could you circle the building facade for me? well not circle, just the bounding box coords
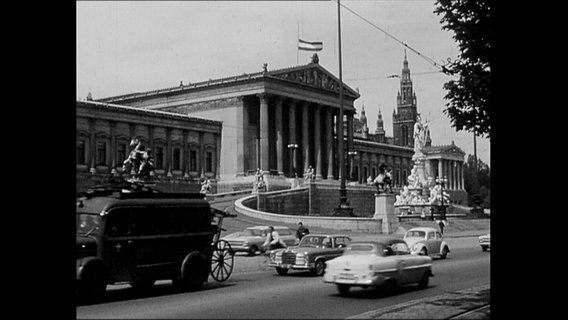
[76,100,223,191]
[80,54,466,202]
[97,55,360,184]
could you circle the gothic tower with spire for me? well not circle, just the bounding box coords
[392,52,418,148]
[375,109,386,143]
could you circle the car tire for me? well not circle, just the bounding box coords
[440,246,449,259]
[276,267,288,276]
[418,272,430,289]
[175,257,207,291]
[78,270,107,302]
[312,260,325,276]
[419,248,428,256]
[248,245,258,256]
[481,246,488,252]
[337,284,350,296]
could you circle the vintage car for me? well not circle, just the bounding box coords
[268,234,351,276]
[403,227,450,259]
[222,226,298,256]
[76,183,216,301]
[323,239,433,296]
[479,233,490,251]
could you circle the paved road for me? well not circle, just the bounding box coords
[76,195,490,319]
[77,241,489,318]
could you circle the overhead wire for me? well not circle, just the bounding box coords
[331,0,450,74]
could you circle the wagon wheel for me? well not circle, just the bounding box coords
[210,240,234,282]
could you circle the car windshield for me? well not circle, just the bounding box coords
[299,236,330,248]
[243,229,264,236]
[343,243,379,255]
[77,213,102,236]
[405,230,426,238]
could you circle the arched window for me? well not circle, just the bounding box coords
[401,125,408,146]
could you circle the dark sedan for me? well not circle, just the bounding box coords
[268,234,351,276]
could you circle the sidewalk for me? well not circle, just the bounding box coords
[346,285,490,319]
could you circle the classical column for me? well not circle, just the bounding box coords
[166,128,172,177]
[358,151,364,184]
[110,121,117,174]
[198,132,205,177]
[258,94,270,172]
[235,97,246,176]
[302,102,310,174]
[275,97,284,175]
[314,105,322,179]
[460,162,464,190]
[336,109,342,180]
[288,100,297,177]
[326,108,335,179]
[347,111,354,153]
[182,129,189,178]
[89,118,96,173]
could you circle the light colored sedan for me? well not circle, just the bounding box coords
[479,233,490,252]
[403,227,450,259]
[323,239,433,296]
[222,226,298,256]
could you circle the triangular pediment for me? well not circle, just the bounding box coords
[267,64,360,98]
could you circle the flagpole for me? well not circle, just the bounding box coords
[297,21,299,65]
[335,0,352,216]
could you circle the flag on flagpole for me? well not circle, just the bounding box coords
[298,39,323,51]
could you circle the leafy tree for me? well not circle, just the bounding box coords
[463,154,490,207]
[434,0,492,138]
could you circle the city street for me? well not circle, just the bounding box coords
[77,198,489,319]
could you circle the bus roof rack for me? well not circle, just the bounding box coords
[78,177,206,200]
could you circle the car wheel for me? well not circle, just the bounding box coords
[248,245,258,256]
[440,246,449,259]
[276,267,288,276]
[418,272,430,289]
[383,279,399,294]
[312,260,325,276]
[337,284,350,296]
[419,248,428,256]
[79,270,107,302]
[481,246,488,252]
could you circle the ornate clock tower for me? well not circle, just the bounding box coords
[392,52,418,147]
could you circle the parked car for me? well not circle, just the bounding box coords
[323,238,433,296]
[403,227,450,259]
[76,184,215,301]
[268,234,351,276]
[479,233,490,252]
[222,226,298,256]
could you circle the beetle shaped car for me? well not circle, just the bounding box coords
[403,227,450,259]
[323,238,433,296]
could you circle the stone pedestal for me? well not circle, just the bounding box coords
[333,206,354,217]
[373,193,398,234]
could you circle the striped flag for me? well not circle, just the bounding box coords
[298,39,323,51]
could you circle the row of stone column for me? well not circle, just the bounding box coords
[352,151,411,186]
[257,94,354,179]
[437,159,464,190]
[85,119,219,179]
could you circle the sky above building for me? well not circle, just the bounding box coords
[76,0,490,165]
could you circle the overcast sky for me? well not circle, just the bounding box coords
[76,0,490,165]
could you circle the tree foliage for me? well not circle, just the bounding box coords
[463,154,490,207]
[434,0,492,138]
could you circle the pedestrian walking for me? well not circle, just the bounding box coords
[296,222,310,241]
[262,226,286,252]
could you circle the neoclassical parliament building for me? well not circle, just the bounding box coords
[77,54,466,203]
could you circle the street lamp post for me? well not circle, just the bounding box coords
[435,176,448,220]
[287,143,298,177]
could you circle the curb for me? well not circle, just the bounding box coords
[347,285,490,319]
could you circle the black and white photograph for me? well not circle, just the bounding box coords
[76,1,491,318]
